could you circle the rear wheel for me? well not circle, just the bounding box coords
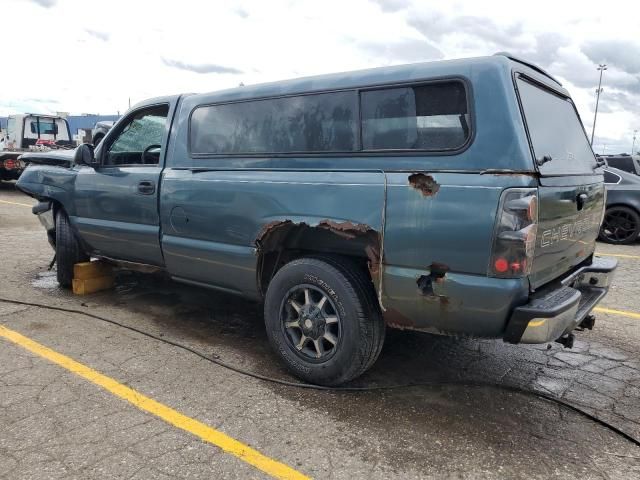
[55,210,89,288]
[599,206,640,244]
[264,256,385,386]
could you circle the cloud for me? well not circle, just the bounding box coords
[547,49,600,88]
[409,11,527,50]
[371,0,411,12]
[24,98,60,104]
[2,0,639,157]
[593,132,634,155]
[233,7,249,18]
[161,58,243,75]
[359,37,443,63]
[85,29,110,42]
[526,32,571,65]
[582,40,640,74]
[29,0,56,7]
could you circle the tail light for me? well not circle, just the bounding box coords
[3,159,16,170]
[489,188,538,278]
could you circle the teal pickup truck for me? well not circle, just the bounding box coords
[17,53,616,385]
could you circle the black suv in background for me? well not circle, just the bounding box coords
[603,154,640,175]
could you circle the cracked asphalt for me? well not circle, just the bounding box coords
[1,181,639,479]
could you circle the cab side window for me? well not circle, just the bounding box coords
[105,105,169,166]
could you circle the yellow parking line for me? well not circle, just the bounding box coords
[0,325,309,480]
[594,307,640,320]
[0,199,32,208]
[597,253,640,260]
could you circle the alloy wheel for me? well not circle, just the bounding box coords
[280,285,341,361]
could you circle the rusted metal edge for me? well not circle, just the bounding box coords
[255,218,385,310]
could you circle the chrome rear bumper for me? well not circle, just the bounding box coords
[504,256,617,344]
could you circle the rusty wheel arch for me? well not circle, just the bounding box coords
[255,219,382,305]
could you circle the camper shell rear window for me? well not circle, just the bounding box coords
[516,76,596,175]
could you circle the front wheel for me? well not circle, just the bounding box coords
[55,210,89,288]
[264,256,385,386]
[599,206,640,244]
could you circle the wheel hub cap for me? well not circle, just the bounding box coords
[281,286,341,360]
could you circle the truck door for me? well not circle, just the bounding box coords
[73,102,172,266]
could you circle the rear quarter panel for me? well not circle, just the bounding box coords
[381,172,534,336]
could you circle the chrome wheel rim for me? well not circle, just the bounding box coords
[280,284,341,361]
[602,210,637,243]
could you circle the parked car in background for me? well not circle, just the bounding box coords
[91,121,114,146]
[599,167,640,244]
[0,114,73,181]
[17,54,616,385]
[603,154,640,176]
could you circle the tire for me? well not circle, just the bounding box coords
[93,134,104,146]
[55,210,89,288]
[599,206,640,245]
[264,256,385,386]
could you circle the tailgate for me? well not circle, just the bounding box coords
[515,74,604,289]
[530,182,604,289]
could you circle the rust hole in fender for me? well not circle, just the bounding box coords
[408,173,440,197]
[417,262,450,300]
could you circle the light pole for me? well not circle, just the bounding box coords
[590,64,607,146]
[633,130,638,155]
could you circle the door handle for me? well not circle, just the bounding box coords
[576,193,588,211]
[137,180,155,195]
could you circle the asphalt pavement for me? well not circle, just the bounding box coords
[1,181,639,479]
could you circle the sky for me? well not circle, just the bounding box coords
[2,0,639,154]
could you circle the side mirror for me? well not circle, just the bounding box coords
[74,143,96,166]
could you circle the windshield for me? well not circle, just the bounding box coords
[517,77,596,175]
[30,120,58,135]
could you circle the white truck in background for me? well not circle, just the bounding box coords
[0,114,73,181]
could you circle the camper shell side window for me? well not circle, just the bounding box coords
[188,78,473,157]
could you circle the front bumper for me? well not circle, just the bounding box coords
[33,201,56,249]
[504,256,617,344]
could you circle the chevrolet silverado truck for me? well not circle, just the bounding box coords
[17,54,616,385]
